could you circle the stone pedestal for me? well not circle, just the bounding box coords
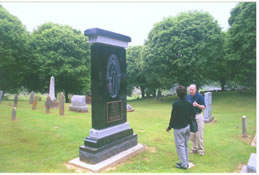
[204,92,214,123]
[77,28,141,165]
[70,143,145,172]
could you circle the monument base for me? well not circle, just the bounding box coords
[79,132,137,164]
[204,116,214,123]
[69,143,145,172]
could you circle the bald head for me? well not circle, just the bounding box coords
[189,84,197,96]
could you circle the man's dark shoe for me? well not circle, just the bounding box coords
[176,162,181,166]
[176,164,188,169]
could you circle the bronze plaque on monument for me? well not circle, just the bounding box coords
[106,100,122,123]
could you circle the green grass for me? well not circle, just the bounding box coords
[0,91,256,173]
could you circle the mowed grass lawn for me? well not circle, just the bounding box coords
[0,91,256,173]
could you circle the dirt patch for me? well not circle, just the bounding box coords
[144,157,149,162]
[234,163,246,173]
[188,162,195,169]
[251,135,256,146]
[206,120,217,125]
[104,166,117,172]
[154,138,163,142]
[137,129,145,133]
[64,163,90,173]
[146,146,157,153]
[240,135,253,144]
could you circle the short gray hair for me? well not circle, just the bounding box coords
[189,84,197,89]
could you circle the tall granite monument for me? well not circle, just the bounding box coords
[78,28,144,165]
[204,92,214,123]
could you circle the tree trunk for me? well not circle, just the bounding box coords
[64,90,69,103]
[220,79,226,91]
[153,89,156,98]
[2,89,5,100]
[157,89,162,100]
[140,86,145,99]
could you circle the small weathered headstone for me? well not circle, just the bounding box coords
[69,95,88,112]
[86,95,92,104]
[0,90,3,104]
[32,96,38,110]
[29,92,35,104]
[204,92,214,123]
[59,92,64,116]
[13,95,18,107]
[251,135,256,147]
[11,107,16,120]
[127,104,134,112]
[242,116,247,137]
[45,96,52,114]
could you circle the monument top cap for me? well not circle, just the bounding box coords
[84,28,131,48]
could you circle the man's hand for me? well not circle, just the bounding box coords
[193,101,205,110]
[193,101,198,107]
[166,128,169,132]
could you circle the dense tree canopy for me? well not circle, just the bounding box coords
[0,5,31,93]
[143,11,224,89]
[126,46,147,97]
[0,3,256,99]
[30,23,91,102]
[227,2,256,88]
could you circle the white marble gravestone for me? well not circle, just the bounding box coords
[0,90,3,103]
[49,76,56,101]
[69,95,88,112]
[204,92,214,123]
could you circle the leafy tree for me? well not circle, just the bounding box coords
[144,11,224,89]
[30,23,91,102]
[127,46,147,98]
[227,2,256,89]
[0,5,31,94]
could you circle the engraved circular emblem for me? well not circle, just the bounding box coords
[107,54,121,98]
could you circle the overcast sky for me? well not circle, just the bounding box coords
[1,2,238,46]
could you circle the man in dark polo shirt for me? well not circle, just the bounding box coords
[186,84,206,156]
